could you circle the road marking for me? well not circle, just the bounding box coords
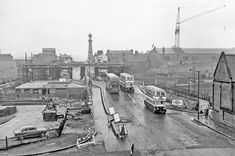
[128,94,136,103]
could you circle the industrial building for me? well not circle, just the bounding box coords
[18,48,74,82]
[15,80,87,100]
[106,47,235,78]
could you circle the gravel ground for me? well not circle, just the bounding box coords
[0,114,16,125]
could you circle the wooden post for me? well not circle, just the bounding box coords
[197,71,200,120]
[5,136,8,150]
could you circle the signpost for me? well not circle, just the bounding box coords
[172,100,183,106]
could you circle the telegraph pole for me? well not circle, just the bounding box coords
[197,70,200,120]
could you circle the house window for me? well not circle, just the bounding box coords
[16,89,21,94]
[24,89,30,93]
[48,89,56,94]
[33,89,39,94]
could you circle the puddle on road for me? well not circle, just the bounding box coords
[119,117,133,123]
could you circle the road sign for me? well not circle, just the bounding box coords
[108,107,115,115]
[114,113,120,123]
[172,100,183,106]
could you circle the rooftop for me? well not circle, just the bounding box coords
[16,80,86,89]
[224,53,235,81]
[155,48,235,54]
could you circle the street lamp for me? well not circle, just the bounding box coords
[196,70,200,120]
[190,68,200,120]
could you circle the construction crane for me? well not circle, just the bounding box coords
[174,5,226,48]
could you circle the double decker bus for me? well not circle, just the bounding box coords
[144,85,167,114]
[105,73,119,94]
[119,73,134,93]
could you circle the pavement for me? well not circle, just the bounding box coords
[193,98,235,140]
[194,116,235,140]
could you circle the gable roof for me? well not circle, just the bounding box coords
[213,52,235,81]
[224,54,235,81]
[145,50,166,67]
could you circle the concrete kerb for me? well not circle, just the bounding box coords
[110,122,118,137]
[166,107,197,114]
[92,84,108,115]
[92,84,120,138]
[136,84,146,94]
[194,118,235,141]
[0,137,48,151]
[19,132,97,156]
[19,144,77,156]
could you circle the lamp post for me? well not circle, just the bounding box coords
[190,68,200,120]
[197,70,200,120]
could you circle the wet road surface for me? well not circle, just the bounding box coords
[92,81,235,153]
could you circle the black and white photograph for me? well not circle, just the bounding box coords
[0,0,235,155]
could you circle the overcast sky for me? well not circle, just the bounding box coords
[0,0,234,61]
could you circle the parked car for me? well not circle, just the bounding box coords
[13,126,47,140]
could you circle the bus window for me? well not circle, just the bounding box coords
[154,100,157,105]
[161,92,166,96]
[156,92,160,96]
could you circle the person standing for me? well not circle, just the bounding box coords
[130,144,134,156]
[120,124,125,136]
[205,108,209,119]
[208,107,212,119]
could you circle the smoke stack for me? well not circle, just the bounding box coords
[162,47,165,56]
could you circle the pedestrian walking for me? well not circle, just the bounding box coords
[205,108,209,119]
[130,143,134,156]
[208,107,212,119]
